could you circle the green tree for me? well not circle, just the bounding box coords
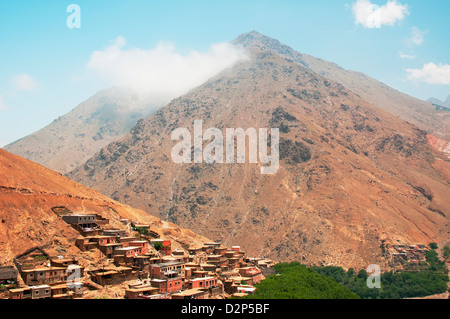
[240,262,359,299]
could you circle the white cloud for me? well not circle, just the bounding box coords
[87,36,250,101]
[405,27,427,46]
[406,63,450,85]
[352,0,409,29]
[11,73,38,91]
[399,51,416,60]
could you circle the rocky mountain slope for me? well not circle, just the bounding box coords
[69,42,450,269]
[233,31,450,141]
[4,88,160,174]
[0,148,209,265]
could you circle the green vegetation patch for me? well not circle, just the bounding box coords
[240,262,359,299]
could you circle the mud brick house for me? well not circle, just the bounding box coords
[125,286,160,299]
[62,214,97,227]
[150,261,186,279]
[89,266,137,286]
[188,276,218,290]
[224,277,254,294]
[200,263,217,273]
[172,249,185,256]
[188,246,202,255]
[93,214,109,225]
[91,235,117,246]
[92,236,122,258]
[20,267,68,285]
[114,246,145,258]
[172,249,189,263]
[51,282,83,299]
[133,255,153,271]
[0,265,18,284]
[231,246,246,259]
[9,285,51,299]
[200,245,214,254]
[151,239,171,256]
[75,235,123,257]
[192,270,209,278]
[75,237,98,252]
[207,255,228,268]
[172,288,206,299]
[225,252,244,269]
[100,243,123,259]
[124,240,150,254]
[62,214,102,236]
[185,267,193,280]
[391,243,429,266]
[150,276,182,294]
[103,229,127,238]
[9,287,29,299]
[238,267,263,285]
[214,246,228,256]
[50,258,78,268]
[224,250,238,259]
[204,242,221,250]
[183,263,200,279]
[118,236,136,243]
[30,285,52,299]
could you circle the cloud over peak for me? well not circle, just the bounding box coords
[352,0,409,29]
[87,37,250,102]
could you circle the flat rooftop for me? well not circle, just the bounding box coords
[153,261,185,267]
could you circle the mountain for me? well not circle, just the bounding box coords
[0,148,209,265]
[428,96,450,109]
[233,31,450,141]
[4,87,161,174]
[69,34,450,269]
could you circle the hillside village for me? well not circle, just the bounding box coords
[0,210,276,300]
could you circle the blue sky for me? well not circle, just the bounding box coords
[1,0,449,147]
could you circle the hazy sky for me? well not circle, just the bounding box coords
[1,0,449,147]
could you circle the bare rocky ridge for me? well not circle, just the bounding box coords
[0,148,210,265]
[233,31,450,141]
[69,42,450,269]
[4,88,161,174]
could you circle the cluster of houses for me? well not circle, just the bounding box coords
[0,212,276,299]
[1,247,84,299]
[390,244,429,267]
[122,243,276,300]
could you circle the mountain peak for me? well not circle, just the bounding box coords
[233,30,285,50]
[445,95,450,105]
[428,95,450,108]
[232,31,301,65]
